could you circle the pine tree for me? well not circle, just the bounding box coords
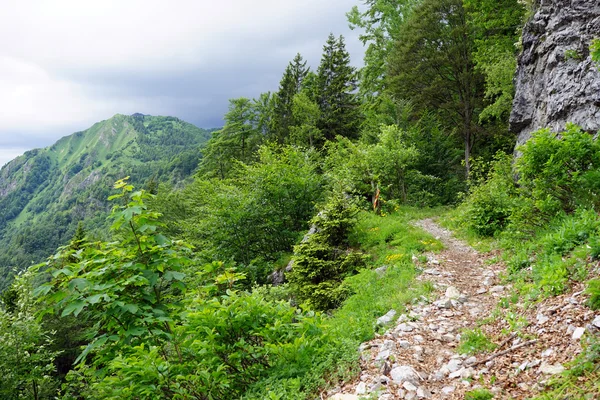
[316,34,361,141]
[272,53,309,143]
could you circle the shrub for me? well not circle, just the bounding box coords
[288,193,368,310]
[517,124,600,216]
[586,279,600,310]
[457,153,517,236]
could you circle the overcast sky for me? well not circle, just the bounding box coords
[0,0,365,166]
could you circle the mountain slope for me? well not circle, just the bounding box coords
[0,114,213,290]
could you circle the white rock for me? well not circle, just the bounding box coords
[572,327,586,340]
[390,366,421,385]
[537,313,550,325]
[465,356,477,366]
[413,335,424,343]
[445,286,461,299]
[399,340,411,348]
[416,387,431,399]
[539,362,565,375]
[424,268,441,275]
[518,361,529,371]
[396,323,415,333]
[441,386,456,395]
[377,310,397,325]
[379,395,393,400]
[446,359,462,373]
[448,369,463,379]
[329,394,358,400]
[403,381,418,392]
[376,349,391,361]
[355,382,367,395]
[405,392,417,400]
[592,316,600,329]
[476,288,488,294]
[541,348,554,358]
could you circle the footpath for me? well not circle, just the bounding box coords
[327,219,600,399]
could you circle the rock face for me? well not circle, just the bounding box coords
[510,0,600,146]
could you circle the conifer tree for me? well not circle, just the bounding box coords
[272,53,309,143]
[316,34,361,141]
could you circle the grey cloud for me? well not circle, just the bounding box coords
[0,0,365,151]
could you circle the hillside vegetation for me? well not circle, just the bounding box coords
[0,1,599,399]
[0,114,212,290]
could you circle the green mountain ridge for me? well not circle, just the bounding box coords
[0,113,214,290]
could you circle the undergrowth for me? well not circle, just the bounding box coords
[249,207,442,398]
[445,125,600,399]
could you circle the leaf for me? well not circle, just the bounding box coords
[68,278,91,291]
[75,335,109,365]
[154,234,170,246]
[125,327,146,337]
[86,294,105,305]
[61,300,86,317]
[32,284,53,297]
[163,271,186,282]
[123,304,139,314]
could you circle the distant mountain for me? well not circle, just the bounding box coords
[0,114,214,290]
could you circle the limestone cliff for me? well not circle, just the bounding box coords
[510,0,600,146]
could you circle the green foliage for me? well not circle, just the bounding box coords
[465,0,525,122]
[465,388,494,400]
[517,124,600,216]
[271,53,310,144]
[0,271,60,399]
[346,0,417,100]
[458,328,497,355]
[586,279,600,310]
[289,193,367,310]
[316,34,362,141]
[455,153,517,236]
[592,39,600,65]
[564,49,583,61]
[0,114,211,291]
[163,145,323,281]
[388,0,483,176]
[200,97,268,179]
[35,179,190,394]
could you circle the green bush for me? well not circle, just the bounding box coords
[289,193,368,311]
[539,209,600,256]
[586,279,600,310]
[517,124,600,216]
[456,153,517,236]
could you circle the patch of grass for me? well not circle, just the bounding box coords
[586,279,600,310]
[458,328,497,355]
[465,388,494,400]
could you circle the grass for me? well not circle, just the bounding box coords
[438,209,496,252]
[465,388,494,400]
[291,207,444,395]
[530,338,600,400]
[457,328,497,355]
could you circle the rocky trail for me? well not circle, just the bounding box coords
[327,219,600,400]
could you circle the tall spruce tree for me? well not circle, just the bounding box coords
[272,53,309,144]
[388,0,484,176]
[316,34,361,141]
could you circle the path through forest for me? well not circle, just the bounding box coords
[327,218,598,399]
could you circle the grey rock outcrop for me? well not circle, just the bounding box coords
[510,0,600,146]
